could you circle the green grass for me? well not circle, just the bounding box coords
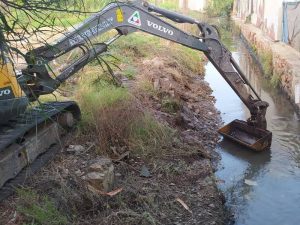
[249,44,278,86]
[149,0,179,10]
[9,0,113,28]
[110,34,162,60]
[158,1,180,10]
[16,189,68,225]
[123,65,138,79]
[206,0,234,17]
[260,50,273,77]
[130,113,174,157]
[78,82,129,126]
[271,72,281,87]
[76,74,175,158]
[161,97,181,113]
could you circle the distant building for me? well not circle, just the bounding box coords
[233,0,300,51]
[179,0,208,12]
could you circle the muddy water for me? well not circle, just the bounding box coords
[205,34,300,225]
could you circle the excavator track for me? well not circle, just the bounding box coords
[0,101,80,201]
[0,135,66,201]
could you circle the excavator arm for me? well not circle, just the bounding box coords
[20,1,271,150]
[21,1,209,96]
[0,1,273,198]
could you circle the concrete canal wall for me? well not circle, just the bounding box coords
[233,18,300,112]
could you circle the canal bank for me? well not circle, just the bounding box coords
[233,18,300,114]
[205,24,300,225]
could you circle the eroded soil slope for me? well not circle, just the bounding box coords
[0,35,226,225]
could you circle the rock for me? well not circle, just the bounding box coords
[82,157,115,192]
[153,78,160,91]
[66,145,85,155]
[75,169,83,176]
[140,165,151,178]
[115,173,122,177]
[244,179,258,186]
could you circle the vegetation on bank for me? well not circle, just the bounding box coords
[5,1,219,224]
[15,24,207,223]
[249,42,280,87]
[206,0,234,17]
[74,31,204,156]
[16,189,68,225]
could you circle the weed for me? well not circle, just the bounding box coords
[16,188,68,225]
[137,77,158,96]
[161,97,181,113]
[111,34,160,60]
[245,15,251,24]
[251,43,258,53]
[124,65,138,79]
[159,1,179,10]
[260,50,273,77]
[79,84,129,119]
[169,45,204,75]
[129,113,174,158]
[142,212,157,225]
[78,84,138,152]
[271,72,281,87]
[206,0,234,17]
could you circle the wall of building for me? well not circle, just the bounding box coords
[234,0,300,50]
[234,0,284,41]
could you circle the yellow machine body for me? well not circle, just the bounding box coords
[0,50,28,125]
[0,60,24,99]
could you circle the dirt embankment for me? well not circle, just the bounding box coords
[0,38,227,224]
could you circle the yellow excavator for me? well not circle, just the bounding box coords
[0,1,272,199]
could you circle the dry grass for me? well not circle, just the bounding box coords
[76,79,174,158]
[86,98,142,155]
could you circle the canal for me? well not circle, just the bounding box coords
[205,24,300,225]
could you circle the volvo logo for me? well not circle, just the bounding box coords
[147,20,174,36]
[0,89,11,97]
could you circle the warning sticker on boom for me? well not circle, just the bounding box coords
[128,11,141,26]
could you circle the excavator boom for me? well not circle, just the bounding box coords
[0,0,272,200]
[20,1,272,149]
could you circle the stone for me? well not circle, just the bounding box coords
[66,145,85,155]
[140,165,151,178]
[82,157,115,192]
[209,203,215,208]
[153,78,160,91]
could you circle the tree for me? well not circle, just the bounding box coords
[0,0,109,59]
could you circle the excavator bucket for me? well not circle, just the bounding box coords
[218,120,272,151]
